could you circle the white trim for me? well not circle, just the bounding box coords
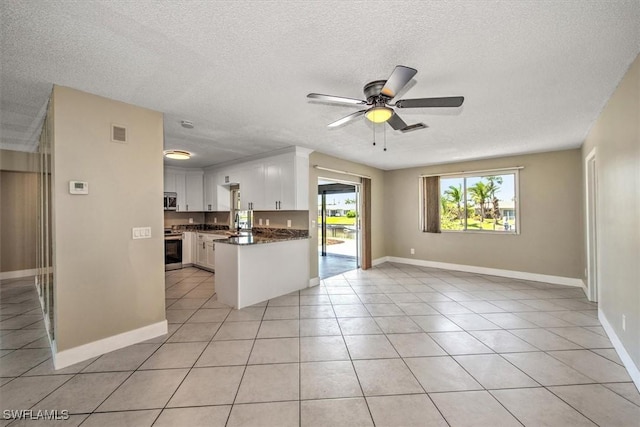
[585,147,598,302]
[313,165,371,180]
[372,257,389,267]
[420,166,524,178]
[309,277,320,287]
[599,310,640,391]
[0,268,38,280]
[386,257,585,288]
[53,320,168,370]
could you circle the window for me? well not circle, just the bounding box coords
[422,170,519,233]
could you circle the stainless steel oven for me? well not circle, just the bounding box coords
[164,233,183,271]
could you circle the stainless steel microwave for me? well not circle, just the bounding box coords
[164,192,177,210]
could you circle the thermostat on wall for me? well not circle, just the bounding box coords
[69,181,89,195]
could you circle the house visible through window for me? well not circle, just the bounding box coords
[422,170,519,233]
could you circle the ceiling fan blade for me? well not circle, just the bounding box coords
[380,66,417,98]
[327,110,367,128]
[395,96,464,108]
[401,123,428,133]
[307,93,366,105]
[387,112,408,131]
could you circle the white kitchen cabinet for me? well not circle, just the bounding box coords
[175,172,186,211]
[239,162,264,211]
[197,146,310,212]
[216,179,231,211]
[164,170,177,193]
[164,168,203,212]
[204,172,216,211]
[196,233,207,267]
[195,232,225,271]
[182,232,194,265]
[206,241,216,269]
[262,152,309,210]
[184,171,204,211]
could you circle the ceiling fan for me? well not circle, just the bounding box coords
[307,65,464,132]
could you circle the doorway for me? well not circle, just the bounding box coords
[585,149,598,302]
[318,179,360,279]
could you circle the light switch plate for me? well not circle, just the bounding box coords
[287,219,292,228]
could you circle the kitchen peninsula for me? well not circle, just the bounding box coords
[215,229,310,309]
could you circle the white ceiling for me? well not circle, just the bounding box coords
[1,1,638,170]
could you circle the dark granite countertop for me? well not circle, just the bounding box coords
[214,228,309,246]
[216,234,310,246]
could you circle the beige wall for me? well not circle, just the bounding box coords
[164,211,205,227]
[52,86,165,351]
[384,149,584,279]
[253,210,308,230]
[582,54,639,369]
[1,150,40,273]
[205,211,230,226]
[1,171,37,272]
[0,149,39,172]
[308,152,386,279]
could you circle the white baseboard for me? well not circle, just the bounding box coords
[309,277,320,287]
[372,257,388,267]
[385,256,585,288]
[599,310,640,391]
[0,268,38,280]
[53,320,168,370]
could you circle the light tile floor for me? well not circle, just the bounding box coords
[1,264,640,426]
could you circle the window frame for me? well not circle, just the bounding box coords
[421,168,521,235]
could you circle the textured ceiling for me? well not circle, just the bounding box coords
[1,1,638,170]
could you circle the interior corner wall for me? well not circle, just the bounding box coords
[582,54,640,372]
[308,152,385,279]
[51,86,165,352]
[383,149,584,280]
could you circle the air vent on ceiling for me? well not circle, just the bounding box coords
[111,124,127,143]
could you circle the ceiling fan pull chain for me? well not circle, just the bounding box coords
[372,122,376,146]
[383,124,387,152]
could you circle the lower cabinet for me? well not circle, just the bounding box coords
[206,241,216,270]
[195,233,224,271]
[182,232,194,265]
[196,234,207,268]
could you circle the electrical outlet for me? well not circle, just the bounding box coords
[214,217,217,224]
[189,218,193,224]
[259,218,263,226]
[287,219,292,228]
[266,219,270,226]
[410,248,415,255]
[622,314,626,331]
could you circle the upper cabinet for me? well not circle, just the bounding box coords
[168,146,311,213]
[263,152,308,210]
[164,168,203,212]
[184,171,204,211]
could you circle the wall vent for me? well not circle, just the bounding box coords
[111,124,127,143]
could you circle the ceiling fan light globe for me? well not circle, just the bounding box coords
[365,107,393,123]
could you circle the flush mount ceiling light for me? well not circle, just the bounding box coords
[365,106,393,123]
[180,120,194,129]
[164,150,191,160]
